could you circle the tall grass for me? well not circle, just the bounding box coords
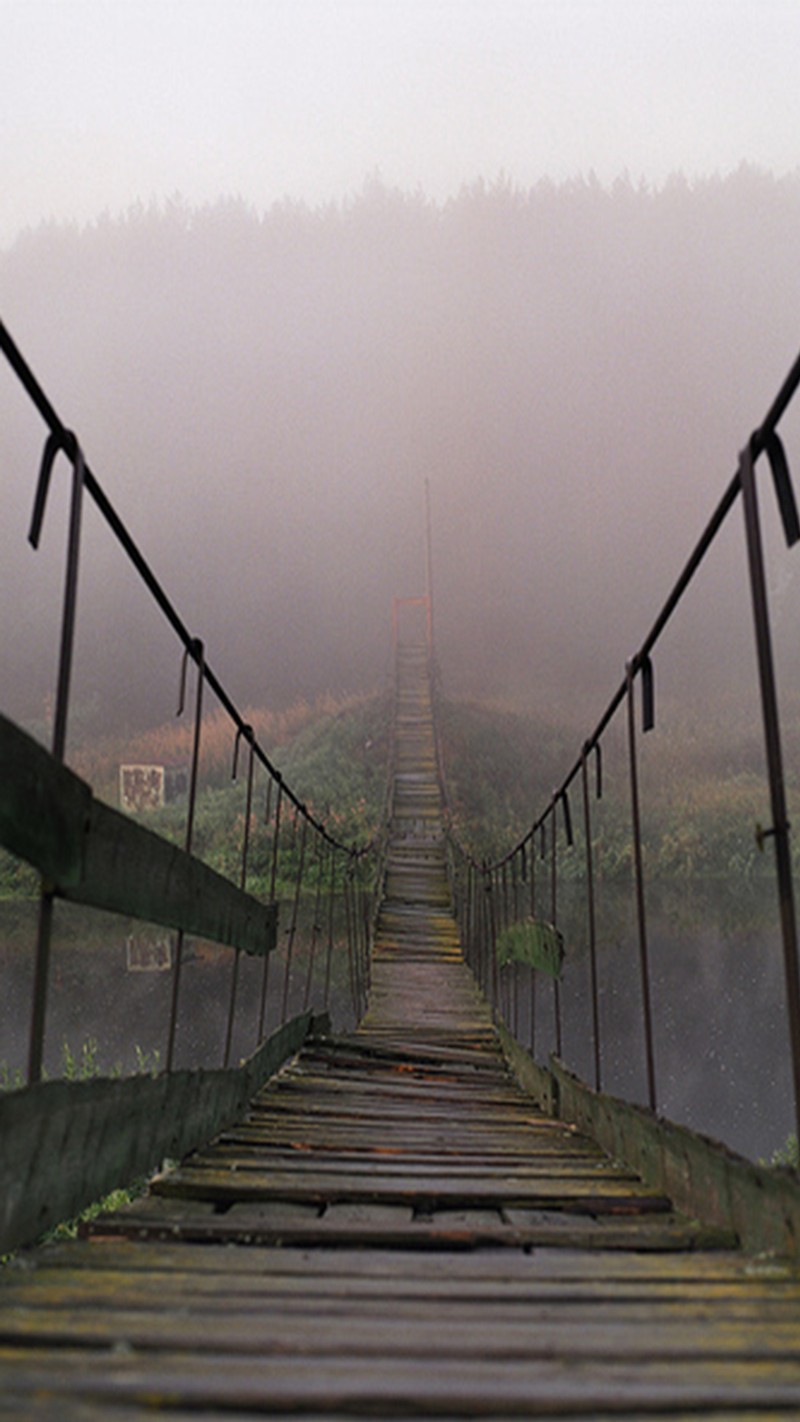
[72,690,375,801]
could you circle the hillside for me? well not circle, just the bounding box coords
[2,687,792,900]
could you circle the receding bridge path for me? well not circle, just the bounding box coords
[4,642,800,1416]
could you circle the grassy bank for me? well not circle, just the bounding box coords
[2,688,795,897]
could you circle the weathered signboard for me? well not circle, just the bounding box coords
[120,763,188,813]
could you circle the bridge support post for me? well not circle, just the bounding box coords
[626,661,657,1113]
[740,441,800,1144]
[28,439,85,1085]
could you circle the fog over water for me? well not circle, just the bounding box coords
[2,169,800,740]
[4,171,800,1159]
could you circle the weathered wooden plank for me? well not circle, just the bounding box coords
[16,1271,792,1317]
[7,635,800,1420]
[150,1162,673,1209]
[27,1239,775,1281]
[4,1347,800,1411]
[215,1132,581,1159]
[85,1208,731,1253]
[13,1249,796,1305]
[0,712,277,957]
[0,1012,312,1256]
[178,1151,641,1182]
[7,1301,800,1358]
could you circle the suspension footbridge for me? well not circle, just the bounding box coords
[4,325,800,1414]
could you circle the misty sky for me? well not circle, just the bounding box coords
[3,0,800,250]
[4,0,800,738]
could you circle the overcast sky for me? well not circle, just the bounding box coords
[2,0,799,250]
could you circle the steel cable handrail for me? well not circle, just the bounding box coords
[0,320,375,860]
[443,346,800,876]
[1,320,386,1086]
[439,344,800,1139]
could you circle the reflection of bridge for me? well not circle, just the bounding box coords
[5,325,800,1410]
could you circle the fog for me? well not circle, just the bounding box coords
[2,168,800,740]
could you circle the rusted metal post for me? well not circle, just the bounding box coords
[360,864,372,1004]
[550,808,563,1059]
[257,778,283,1042]
[528,834,537,1053]
[469,860,479,980]
[350,858,365,1018]
[166,639,205,1072]
[269,782,284,901]
[581,746,602,1092]
[343,862,359,1022]
[304,835,326,1010]
[323,849,336,1012]
[281,815,308,1023]
[459,857,467,963]
[511,851,520,922]
[28,436,85,1084]
[466,860,476,980]
[224,726,255,1068]
[500,862,509,935]
[485,858,497,1018]
[626,660,657,1112]
[495,867,508,1023]
[481,863,490,994]
[510,853,520,1035]
[424,478,435,659]
[740,440,800,1142]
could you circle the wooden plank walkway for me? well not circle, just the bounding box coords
[3,640,800,1416]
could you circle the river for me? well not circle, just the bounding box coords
[0,878,794,1163]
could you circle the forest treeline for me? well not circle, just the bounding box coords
[2,166,800,737]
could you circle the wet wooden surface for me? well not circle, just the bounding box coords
[2,639,800,1416]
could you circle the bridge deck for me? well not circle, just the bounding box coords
[3,643,800,1415]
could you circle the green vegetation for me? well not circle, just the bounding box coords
[135,691,388,898]
[3,689,798,1195]
[42,1180,148,1244]
[437,693,797,883]
[0,1060,23,1092]
[2,685,793,901]
[770,1134,799,1169]
[496,919,564,977]
[0,1037,158,1259]
[0,852,37,901]
[0,690,388,902]
[437,697,576,857]
[0,1037,161,1092]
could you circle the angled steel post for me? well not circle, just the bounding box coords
[740,439,800,1142]
[28,434,85,1084]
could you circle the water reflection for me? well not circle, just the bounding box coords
[0,879,793,1162]
[516,877,792,1163]
[0,898,358,1083]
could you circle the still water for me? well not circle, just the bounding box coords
[0,878,793,1162]
[0,898,358,1084]
[516,876,793,1163]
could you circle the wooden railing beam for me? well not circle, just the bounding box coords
[0,713,276,957]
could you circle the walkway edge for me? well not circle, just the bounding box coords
[0,1010,314,1256]
[498,1024,800,1260]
